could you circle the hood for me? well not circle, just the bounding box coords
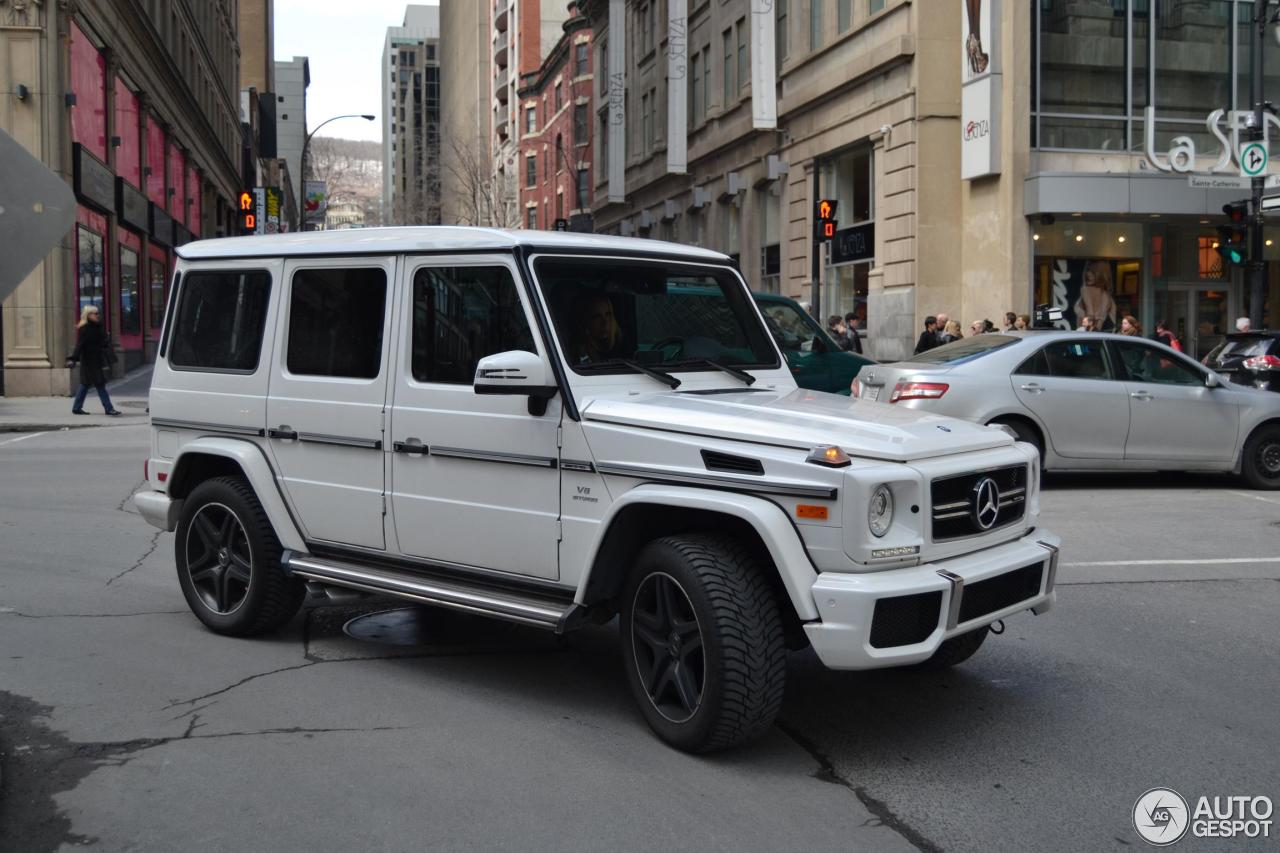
[581,388,1011,463]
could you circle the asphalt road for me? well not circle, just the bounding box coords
[1,425,1277,852]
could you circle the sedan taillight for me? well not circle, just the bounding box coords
[890,382,949,403]
[850,378,862,397]
[1243,355,1280,370]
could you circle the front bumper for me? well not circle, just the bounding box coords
[803,530,1060,669]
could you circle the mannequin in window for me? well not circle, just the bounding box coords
[965,0,988,76]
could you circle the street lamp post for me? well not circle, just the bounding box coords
[298,113,374,231]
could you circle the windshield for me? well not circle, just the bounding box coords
[757,299,835,353]
[1207,335,1272,365]
[912,334,1019,365]
[534,257,779,374]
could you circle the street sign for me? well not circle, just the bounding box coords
[1188,175,1252,190]
[1240,141,1269,177]
[0,128,77,300]
[1261,195,1280,212]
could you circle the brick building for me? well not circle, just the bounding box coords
[516,3,594,231]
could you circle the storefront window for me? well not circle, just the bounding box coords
[820,144,874,329]
[820,145,872,225]
[76,225,106,319]
[149,257,167,330]
[1032,220,1144,332]
[120,246,141,336]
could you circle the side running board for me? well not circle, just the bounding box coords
[283,552,581,632]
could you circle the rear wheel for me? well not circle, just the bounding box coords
[175,476,305,636]
[620,533,787,753]
[1241,425,1280,490]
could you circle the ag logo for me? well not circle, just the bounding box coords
[1133,788,1190,846]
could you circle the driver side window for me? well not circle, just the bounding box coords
[1112,341,1203,386]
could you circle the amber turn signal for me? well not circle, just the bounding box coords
[796,504,829,520]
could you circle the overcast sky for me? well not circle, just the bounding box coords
[274,0,437,143]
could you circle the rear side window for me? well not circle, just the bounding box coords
[411,265,535,384]
[286,267,388,379]
[168,270,272,372]
[1017,339,1110,379]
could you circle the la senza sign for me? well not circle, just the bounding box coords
[1145,105,1279,173]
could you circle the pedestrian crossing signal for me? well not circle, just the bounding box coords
[238,190,257,235]
[815,198,838,243]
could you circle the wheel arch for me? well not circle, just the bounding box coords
[577,485,821,628]
[167,437,306,552]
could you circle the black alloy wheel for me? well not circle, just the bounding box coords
[175,476,305,635]
[184,502,253,615]
[630,572,705,723]
[1242,426,1280,490]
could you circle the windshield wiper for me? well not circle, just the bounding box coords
[578,358,681,389]
[668,358,757,386]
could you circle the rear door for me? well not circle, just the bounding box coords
[1110,340,1239,464]
[265,258,395,550]
[1010,338,1130,460]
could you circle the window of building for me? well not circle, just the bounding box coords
[525,105,536,133]
[869,0,885,13]
[575,42,589,76]
[736,17,748,91]
[148,259,168,329]
[702,47,711,119]
[820,145,875,331]
[838,0,852,32]
[555,134,564,171]
[759,189,781,293]
[526,206,538,229]
[556,192,564,220]
[426,44,436,61]
[576,168,589,209]
[723,28,734,106]
[777,0,789,66]
[168,270,272,372]
[641,91,652,152]
[555,82,563,111]
[410,265,535,385]
[120,246,141,335]
[810,0,823,51]
[690,51,702,124]
[526,154,536,187]
[650,86,660,147]
[574,103,589,144]
[76,225,106,322]
[598,39,608,97]
[286,268,387,379]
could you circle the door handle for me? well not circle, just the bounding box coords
[1019,383,1045,393]
[267,426,298,440]
[1130,390,1154,401]
[392,439,428,455]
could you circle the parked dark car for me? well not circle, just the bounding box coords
[1203,332,1280,391]
[752,292,874,395]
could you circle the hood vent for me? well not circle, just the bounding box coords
[701,450,764,476]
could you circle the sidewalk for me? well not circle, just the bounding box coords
[0,365,152,432]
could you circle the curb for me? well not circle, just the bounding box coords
[0,420,147,434]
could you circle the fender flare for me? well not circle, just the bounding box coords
[170,437,307,552]
[578,484,820,621]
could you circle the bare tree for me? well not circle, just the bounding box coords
[441,131,522,228]
[307,137,384,227]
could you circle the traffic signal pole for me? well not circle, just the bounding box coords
[1250,0,1267,329]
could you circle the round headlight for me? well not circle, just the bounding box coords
[868,484,894,538]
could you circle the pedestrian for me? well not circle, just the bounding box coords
[843,312,863,354]
[944,319,964,342]
[915,315,940,354]
[827,315,853,351]
[66,305,122,416]
[970,319,985,336]
[1002,311,1018,332]
[1078,315,1096,332]
[1153,320,1183,352]
[1015,313,1031,330]
[1236,317,1252,333]
[936,312,950,334]
[1120,314,1143,336]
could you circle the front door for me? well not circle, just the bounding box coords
[1166,285,1234,361]
[387,256,561,580]
[1110,340,1239,464]
[1010,337,1131,460]
[265,258,395,550]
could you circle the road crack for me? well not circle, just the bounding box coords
[106,529,163,586]
[1,609,187,619]
[115,479,144,514]
[778,721,943,853]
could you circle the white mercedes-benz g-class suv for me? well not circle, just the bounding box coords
[135,228,1059,752]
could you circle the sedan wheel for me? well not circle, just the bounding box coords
[1242,426,1280,490]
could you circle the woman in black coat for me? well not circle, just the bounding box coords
[67,305,121,415]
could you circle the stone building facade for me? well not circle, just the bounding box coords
[1,0,244,394]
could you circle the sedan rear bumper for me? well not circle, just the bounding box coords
[804,531,1059,669]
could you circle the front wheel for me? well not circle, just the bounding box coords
[175,476,305,636]
[1241,425,1280,490]
[620,533,787,753]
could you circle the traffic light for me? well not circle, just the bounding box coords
[237,190,257,235]
[815,198,838,242]
[1217,201,1249,267]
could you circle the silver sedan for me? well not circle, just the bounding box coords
[852,331,1280,489]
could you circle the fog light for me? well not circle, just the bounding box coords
[871,545,920,559]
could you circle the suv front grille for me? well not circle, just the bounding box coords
[930,465,1027,541]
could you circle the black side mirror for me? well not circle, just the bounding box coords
[812,335,828,354]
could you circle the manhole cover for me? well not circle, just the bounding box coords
[343,607,441,646]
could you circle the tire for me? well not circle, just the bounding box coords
[620,533,787,753]
[917,627,989,669]
[992,418,1045,469]
[174,476,305,636]
[1241,425,1280,490]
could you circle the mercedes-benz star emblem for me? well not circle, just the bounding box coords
[971,477,1000,530]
